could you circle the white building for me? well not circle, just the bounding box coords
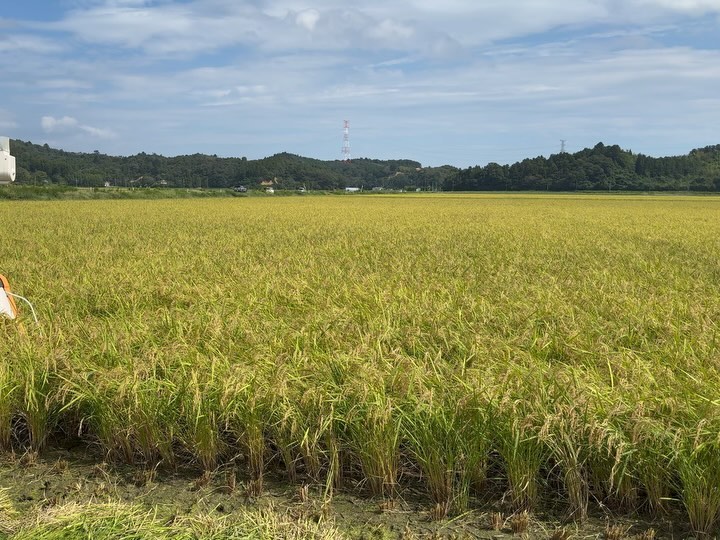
[0,137,16,184]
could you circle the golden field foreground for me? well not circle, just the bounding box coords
[1,193,720,538]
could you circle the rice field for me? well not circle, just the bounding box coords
[2,194,720,536]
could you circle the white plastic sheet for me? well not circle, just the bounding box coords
[0,288,17,319]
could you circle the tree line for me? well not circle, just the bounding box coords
[452,143,720,192]
[10,140,720,192]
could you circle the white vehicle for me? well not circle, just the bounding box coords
[0,137,16,184]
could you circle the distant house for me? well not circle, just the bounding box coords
[345,187,361,192]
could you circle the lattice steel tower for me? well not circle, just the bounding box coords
[341,120,351,162]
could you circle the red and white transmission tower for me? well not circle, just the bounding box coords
[341,120,351,162]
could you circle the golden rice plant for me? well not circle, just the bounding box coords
[223,367,271,496]
[0,357,16,449]
[344,383,401,501]
[177,360,226,472]
[675,423,720,538]
[402,383,490,518]
[16,346,59,451]
[540,400,591,522]
[1,194,720,532]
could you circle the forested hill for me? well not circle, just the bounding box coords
[10,140,720,191]
[452,143,720,192]
[10,140,428,190]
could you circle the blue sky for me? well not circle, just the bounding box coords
[1,0,719,167]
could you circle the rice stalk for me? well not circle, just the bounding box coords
[343,378,401,501]
[223,370,270,496]
[0,359,17,450]
[402,387,489,517]
[17,349,58,451]
[178,361,226,472]
[497,415,545,512]
[676,426,720,538]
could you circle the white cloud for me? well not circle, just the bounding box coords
[634,0,720,13]
[368,19,415,41]
[45,2,454,56]
[41,116,79,132]
[0,34,64,54]
[41,115,115,139]
[5,0,718,61]
[79,125,115,138]
[48,2,262,54]
[295,9,320,31]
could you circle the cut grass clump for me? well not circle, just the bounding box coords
[8,500,347,540]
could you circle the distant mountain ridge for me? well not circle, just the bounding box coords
[9,140,720,192]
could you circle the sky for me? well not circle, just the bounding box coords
[0,1,719,168]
